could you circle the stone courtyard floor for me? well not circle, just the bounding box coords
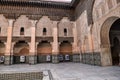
[0,63,120,80]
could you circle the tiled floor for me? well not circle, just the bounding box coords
[0,63,120,80]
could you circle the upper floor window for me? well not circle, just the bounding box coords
[20,27,24,35]
[64,28,67,36]
[0,27,1,34]
[43,28,47,35]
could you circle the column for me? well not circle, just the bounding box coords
[10,42,15,64]
[4,19,14,65]
[52,21,59,63]
[72,22,80,62]
[29,20,37,65]
[36,42,39,63]
[100,44,112,66]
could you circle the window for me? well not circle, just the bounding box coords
[43,28,47,35]
[20,27,24,35]
[0,27,1,34]
[64,28,67,36]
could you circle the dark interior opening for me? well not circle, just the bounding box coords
[109,19,120,65]
[20,27,24,35]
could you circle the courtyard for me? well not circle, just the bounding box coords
[0,63,119,80]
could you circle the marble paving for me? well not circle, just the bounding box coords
[0,63,120,80]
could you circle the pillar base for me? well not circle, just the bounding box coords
[100,46,112,66]
[4,55,13,65]
[52,55,59,64]
[29,55,37,65]
[72,54,80,62]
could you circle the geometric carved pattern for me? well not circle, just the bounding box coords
[81,52,101,66]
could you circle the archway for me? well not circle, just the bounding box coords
[59,41,72,62]
[110,37,120,65]
[109,19,120,65]
[13,41,29,64]
[0,41,5,64]
[100,17,120,66]
[37,41,52,63]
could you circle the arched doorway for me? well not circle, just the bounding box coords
[13,41,29,64]
[109,19,120,65]
[100,17,120,66]
[59,41,72,62]
[110,37,120,65]
[37,41,52,63]
[0,41,5,64]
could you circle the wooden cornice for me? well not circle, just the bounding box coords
[0,0,80,21]
[0,0,76,9]
[0,5,75,21]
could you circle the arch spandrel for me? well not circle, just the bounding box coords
[13,15,32,37]
[58,17,73,37]
[36,16,53,37]
[0,15,9,36]
[100,17,120,46]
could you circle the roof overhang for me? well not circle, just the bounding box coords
[40,0,72,3]
[1,0,80,9]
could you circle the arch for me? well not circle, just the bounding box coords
[100,16,120,66]
[19,48,29,56]
[13,41,29,64]
[109,18,120,65]
[0,41,5,64]
[59,41,72,62]
[92,0,107,22]
[60,41,72,54]
[37,41,52,63]
[100,17,119,45]
[37,41,52,55]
